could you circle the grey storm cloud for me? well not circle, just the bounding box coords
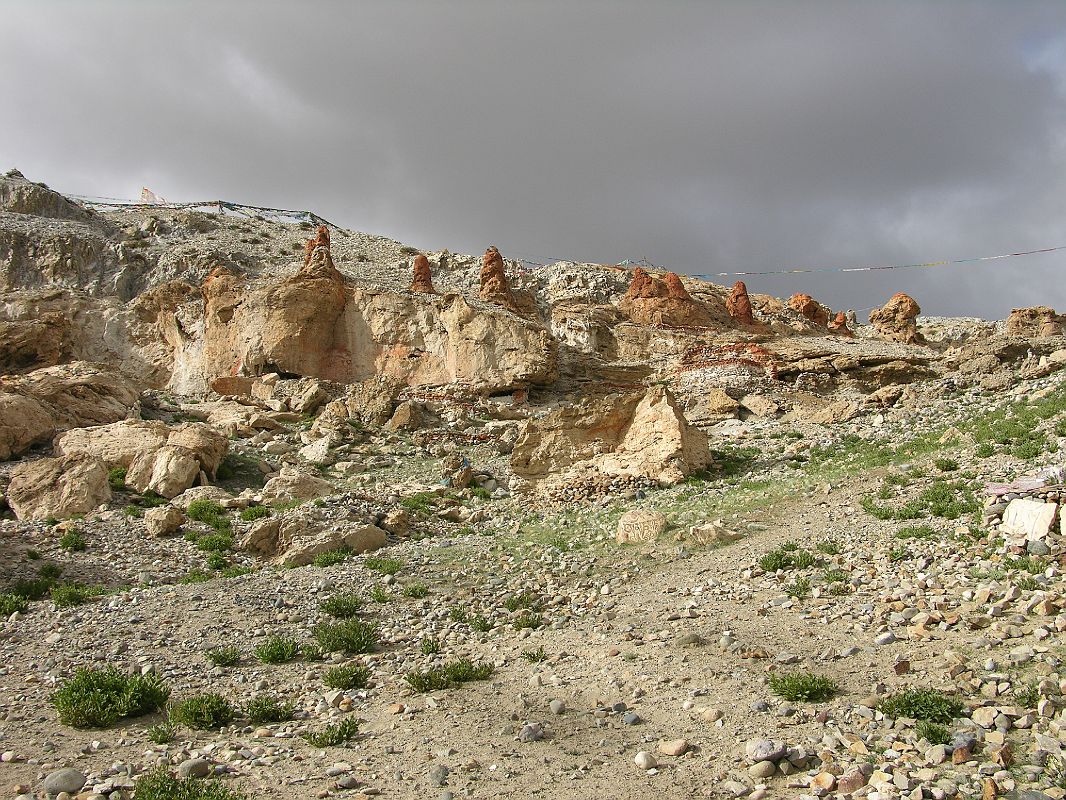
[3,0,1066,318]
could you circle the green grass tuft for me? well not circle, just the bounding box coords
[169,693,236,730]
[314,619,378,654]
[319,592,363,618]
[254,636,300,664]
[52,666,169,728]
[323,664,371,690]
[364,556,403,575]
[205,646,241,667]
[132,766,247,800]
[768,671,838,702]
[879,689,964,723]
[59,530,87,551]
[302,716,360,747]
[245,695,295,724]
[405,659,495,693]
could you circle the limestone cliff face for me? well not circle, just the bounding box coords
[190,268,557,392]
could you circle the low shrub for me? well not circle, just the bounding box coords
[768,671,838,702]
[59,530,87,551]
[302,716,360,747]
[314,619,378,654]
[879,689,963,723]
[245,695,294,724]
[169,693,236,730]
[319,592,363,618]
[0,593,29,616]
[132,766,247,800]
[312,549,350,568]
[205,646,241,667]
[364,556,403,575]
[254,636,300,664]
[52,666,169,728]
[404,659,494,693]
[323,664,370,690]
[239,506,271,522]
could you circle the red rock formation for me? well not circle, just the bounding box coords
[623,268,669,300]
[410,254,435,294]
[479,246,521,313]
[620,269,713,328]
[663,272,693,300]
[869,292,923,344]
[300,225,343,282]
[726,281,755,326]
[828,311,853,336]
[1005,306,1066,338]
[788,293,830,327]
[303,225,330,266]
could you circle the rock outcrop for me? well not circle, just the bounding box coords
[410,254,435,294]
[788,293,830,327]
[1005,306,1066,338]
[620,269,714,328]
[7,453,111,520]
[726,281,756,326]
[869,292,923,344]
[511,385,711,492]
[479,247,520,313]
[241,516,387,566]
[828,311,853,336]
[0,362,140,461]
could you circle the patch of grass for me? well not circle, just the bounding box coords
[59,530,87,551]
[254,636,300,664]
[51,583,107,608]
[319,592,363,618]
[827,582,850,596]
[108,467,127,490]
[712,446,759,479]
[180,570,213,584]
[449,606,469,623]
[52,666,169,728]
[402,582,429,598]
[933,457,959,472]
[895,525,937,540]
[124,504,144,518]
[221,565,253,579]
[196,533,233,552]
[768,671,838,702]
[302,716,360,747]
[245,695,295,724]
[186,500,231,533]
[399,492,436,514]
[504,590,543,612]
[205,646,241,667]
[969,565,1007,580]
[323,664,371,690]
[522,646,547,663]
[169,693,236,730]
[889,545,909,563]
[823,568,848,583]
[915,720,950,745]
[1014,682,1040,708]
[1004,555,1046,574]
[405,659,494,692]
[132,766,247,800]
[512,610,544,630]
[879,688,964,723]
[146,721,175,744]
[759,546,817,572]
[239,505,271,522]
[364,556,403,575]
[314,619,378,654]
[206,552,228,570]
[312,548,351,568]
[1014,575,1040,591]
[420,637,442,656]
[470,614,493,632]
[975,442,995,458]
[816,538,841,555]
[0,593,29,616]
[368,585,391,603]
[785,577,811,599]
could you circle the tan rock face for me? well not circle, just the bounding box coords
[54,420,169,468]
[869,292,923,344]
[1005,306,1066,338]
[511,385,711,491]
[620,270,714,328]
[260,466,334,503]
[410,254,435,294]
[0,362,140,461]
[787,293,830,327]
[126,445,202,499]
[479,247,521,313]
[726,281,756,325]
[144,504,185,537]
[240,516,387,566]
[7,453,111,520]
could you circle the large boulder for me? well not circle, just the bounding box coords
[1005,306,1066,338]
[126,445,202,498]
[511,385,711,491]
[0,362,141,460]
[7,454,111,520]
[869,293,923,344]
[54,419,169,467]
[616,509,667,544]
[260,466,334,503]
[240,516,387,566]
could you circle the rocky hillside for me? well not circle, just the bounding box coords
[2,168,1066,800]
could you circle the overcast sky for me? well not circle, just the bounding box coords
[4,1,1066,319]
